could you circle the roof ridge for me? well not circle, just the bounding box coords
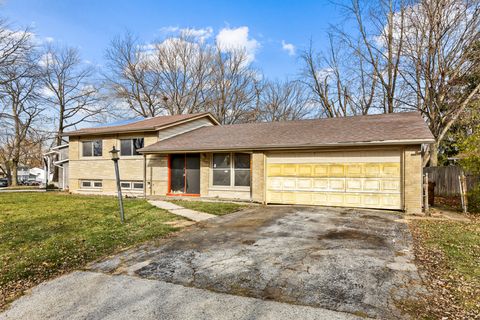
[213,111,422,129]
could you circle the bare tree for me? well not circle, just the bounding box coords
[207,48,260,124]
[259,80,311,121]
[0,19,32,86]
[151,35,212,115]
[336,0,407,114]
[105,32,163,117]
[399,0,480,166]
[42,44,105,146]
[0,50,44,186]
[300,36,377,117]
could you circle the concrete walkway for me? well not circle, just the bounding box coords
[148,200,215,222]
[0,271,362,320]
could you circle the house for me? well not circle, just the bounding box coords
[16,166,46,184]
[44,144,69,189]
[64,111,435,214]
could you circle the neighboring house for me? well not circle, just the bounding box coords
[64,112,434,214]
[44,144,69,190]
[15,166,46,184]
[17,166,30,182]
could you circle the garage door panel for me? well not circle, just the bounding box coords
[266,151,401,210]
[381,163,400,177]
[313,165,329,176]
[345,164,363,177]
[329,179,345,191]
[267,165,282,177]
[283,178,296,190]
[329,165,345,177]
[297,178,313,189]
[346,179,362,191]
[313,178,329,190]
[298,165,313,176]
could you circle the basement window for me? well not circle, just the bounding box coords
[80,180,102,189]
[120,181,144,190]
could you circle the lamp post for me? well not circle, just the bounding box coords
[110,146,125,223]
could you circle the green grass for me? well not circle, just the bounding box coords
[409,219,480,317]
[0,192,183,308]
[413,220,480,282]
[168,200,247,216]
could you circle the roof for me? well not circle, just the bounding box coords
[63,112,218,136]
[139,112,434,153]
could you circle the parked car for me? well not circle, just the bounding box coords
[0,179,8,188]
[25,180,40,186]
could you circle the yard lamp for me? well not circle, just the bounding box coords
[110,146,125,223]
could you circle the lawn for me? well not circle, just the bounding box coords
[407,219,480,319]
[168,200,248,216]
[0,192,183,310]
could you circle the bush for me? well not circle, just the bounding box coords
[467,185,480,214]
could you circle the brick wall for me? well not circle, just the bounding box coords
[68,132,161,195]
[251,152,265,203]
[200,153,210,196]
[403,145,423,214]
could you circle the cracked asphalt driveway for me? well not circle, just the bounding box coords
[91,206,425,319]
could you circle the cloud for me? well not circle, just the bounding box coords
[216,26,260,63]
[44,36,55,43]
[159,26,213,42]
[180,27,213,42]
[159,26,180,34]
[281,40,295,56]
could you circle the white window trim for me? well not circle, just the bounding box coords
[81,140,103,158]
[120,180,144,191]
[119,138,144,157]
[210,152,251,190]
[80,180,103,189]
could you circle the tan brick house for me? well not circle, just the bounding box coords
[64,111,434,214]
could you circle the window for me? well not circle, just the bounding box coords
[82,140,102,157]
[234,153,251,186]
[80,180,102,189]
[120,181,144,190]
[212,153,231,186]
[120,138,144,156]
[212,153,250,187]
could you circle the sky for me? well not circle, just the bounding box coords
[0,0,347,80]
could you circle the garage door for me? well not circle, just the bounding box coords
[266,150,402,209]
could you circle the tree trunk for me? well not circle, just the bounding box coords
[429,142,438,167]
[11,161,18,187]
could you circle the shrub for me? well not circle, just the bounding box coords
[467,185,480,214]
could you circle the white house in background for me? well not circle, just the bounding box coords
[44,144,69,190]
[16,166,47,184]
[17,166,30,182]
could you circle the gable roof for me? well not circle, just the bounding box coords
[63,112,218,136]
[139,112,434,153]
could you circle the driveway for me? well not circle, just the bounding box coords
[1,206,425,319]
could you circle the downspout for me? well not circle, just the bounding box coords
[143,154,147,198]
[249,152,253,201]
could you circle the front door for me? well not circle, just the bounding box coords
[170,154,200,195]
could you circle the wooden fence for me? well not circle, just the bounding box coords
[423,166,480,196]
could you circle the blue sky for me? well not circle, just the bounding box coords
[1,0,346,80]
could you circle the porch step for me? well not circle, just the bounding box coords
[148,200,215,222]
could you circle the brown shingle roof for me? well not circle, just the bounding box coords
[139,112,434,153]
[63,112,217,136]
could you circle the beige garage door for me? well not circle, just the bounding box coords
[266,150,402,210]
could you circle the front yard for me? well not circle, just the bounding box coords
[406,218,480,319]
[0,192,184,310]
[168,199,248,215]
